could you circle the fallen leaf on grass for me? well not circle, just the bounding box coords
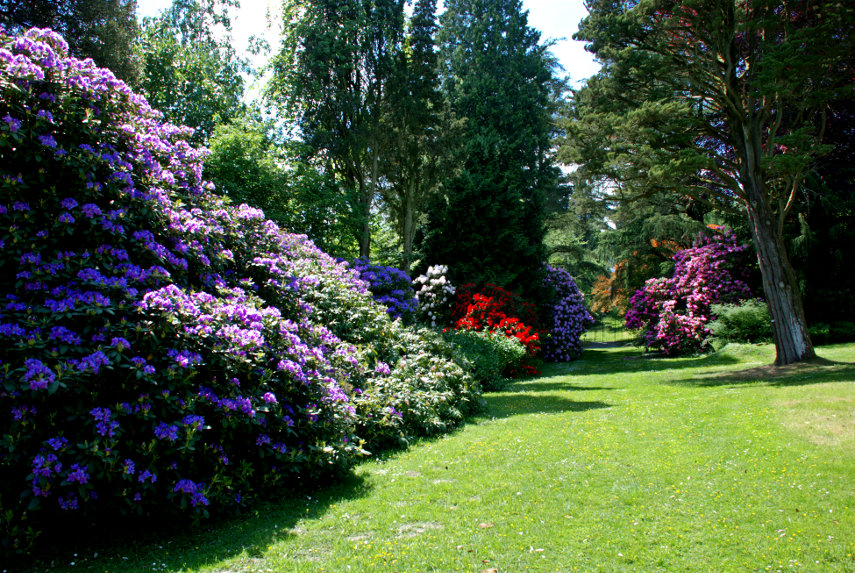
[478,522,494,529]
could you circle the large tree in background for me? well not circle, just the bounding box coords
[0,0,140,83]
[563,0,854,365]
[136,0,246,143]
[269,0,406,258]
[380,0,447,273]
[424,0,558,301]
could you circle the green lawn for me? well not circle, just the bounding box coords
[30,343,855,572]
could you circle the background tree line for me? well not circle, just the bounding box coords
[2,0,853,364]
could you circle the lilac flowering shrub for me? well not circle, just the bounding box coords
[624,232,755,355]
[350,257,418,323]
[540,265,595,362]
[0,28,478,554]
[412,265,456,327]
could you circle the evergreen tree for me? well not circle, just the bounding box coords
[0,0,140,83]
[563,0,855,365]
[424,0,557,301]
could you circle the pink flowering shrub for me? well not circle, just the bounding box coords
[541,265,595,362]
[0,28,478,555]
[625,232,754,355]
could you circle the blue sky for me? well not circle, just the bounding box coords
[136,0,600,88]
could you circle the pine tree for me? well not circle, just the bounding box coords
[424,0,557,301]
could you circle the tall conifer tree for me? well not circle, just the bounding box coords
[424,0,557,301]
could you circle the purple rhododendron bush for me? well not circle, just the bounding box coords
[541,265,594,362]
[0,28,479,555]
[625,231,755,356]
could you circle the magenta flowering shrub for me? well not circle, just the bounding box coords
[541,265,595,361]
[0,28,478,555]
[624,232,754,355]
[349,257,418,323]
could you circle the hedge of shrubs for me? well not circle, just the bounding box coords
[0,27,594,557]
[0,28,480,555]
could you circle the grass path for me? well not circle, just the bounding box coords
[36,343,855,572]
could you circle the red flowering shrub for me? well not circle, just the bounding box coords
[451,284,540,375]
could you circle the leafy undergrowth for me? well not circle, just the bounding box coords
[24,342,855,573]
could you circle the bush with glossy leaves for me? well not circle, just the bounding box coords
[0,28,478,555]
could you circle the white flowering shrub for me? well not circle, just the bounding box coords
[413,264,456,327]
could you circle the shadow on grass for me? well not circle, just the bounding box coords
[484,393,610,419]
[674,357,855,388]
[26,472,372,573]
[503,380,614,393]
[572,347,743,376]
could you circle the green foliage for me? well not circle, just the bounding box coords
[354,325,481,449]
[135,0,246,143]
[443,329,526,392]
[204,117,357,257]
[564,0,855,364]
[708,299,773,345]
[809,323,855,347]
[269,0,406,257]
[423,0,557,302]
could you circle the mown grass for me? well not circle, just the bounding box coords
[27,342,855,573]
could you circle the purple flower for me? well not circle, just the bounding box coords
[58,495,79,510]
[59,212,74,224]
[60,197,78,209]
[46,436,68,451]
[81,203,101,218]
[90,406,119,437]
[173,479,197,494]
[182,415,204,428]
[38,134,57,148]
[78,350,110,374]
[24,358,55,390]
[12,201,29,211]
[262,392,278,405]
[3,113,20,132]
[123,459,135,475]
[138,469,156,484]
[67,463,89,484]
[111,336,130,351]
[154,422,179,442]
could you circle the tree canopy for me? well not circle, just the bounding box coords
[562,0,855,364]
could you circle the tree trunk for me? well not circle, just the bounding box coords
[743,176,815,365]
[402,182,415,275]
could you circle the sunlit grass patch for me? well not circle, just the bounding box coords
[26,342,855,573]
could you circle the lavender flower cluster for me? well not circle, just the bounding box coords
[541,265,595,362]
[0,27,479,555]
[624,231,754,355]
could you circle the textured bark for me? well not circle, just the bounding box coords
[743,173,815,365]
